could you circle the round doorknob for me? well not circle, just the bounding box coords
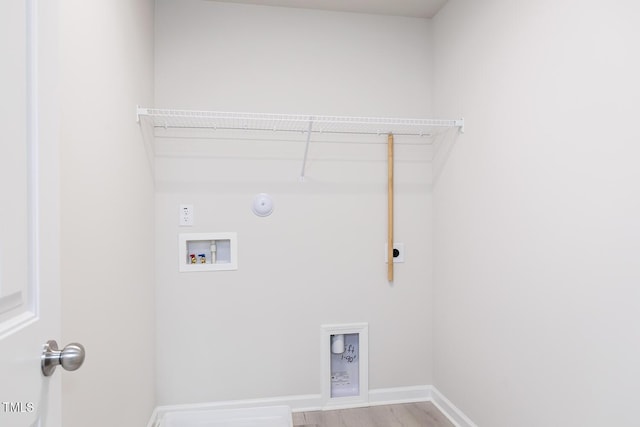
[41,340,86,376]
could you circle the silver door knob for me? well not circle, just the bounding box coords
[41,340,85,376]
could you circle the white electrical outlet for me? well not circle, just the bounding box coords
[179,204,194,226]
[384,243,405,263]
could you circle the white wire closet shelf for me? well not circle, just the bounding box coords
[136,107,465,136]
[136,107,465,181]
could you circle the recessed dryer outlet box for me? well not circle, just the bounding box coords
[384,243,405,263]
[321,323,369,408]
[179,232,237,272]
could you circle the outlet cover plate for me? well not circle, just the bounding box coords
[179,204,194,226]
[384,243,405,263]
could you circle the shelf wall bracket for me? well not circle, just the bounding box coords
[136,105,149,124]
[299,118,314,182]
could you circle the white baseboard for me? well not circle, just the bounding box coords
[368,385,477,427]
[429,386,478,427]
[368,385,432,406]
[146,385,475,427]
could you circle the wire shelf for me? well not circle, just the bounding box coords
[136,107,464,181]
[137,107,464,137]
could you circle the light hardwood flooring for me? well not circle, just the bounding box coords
[292,402,455,427]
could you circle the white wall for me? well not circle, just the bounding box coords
[154,0,435,405]
[432,1,640,425]
[59,1,156,426]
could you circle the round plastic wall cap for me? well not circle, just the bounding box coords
[252,193,274,217]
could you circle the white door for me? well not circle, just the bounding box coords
[0,1,67,427]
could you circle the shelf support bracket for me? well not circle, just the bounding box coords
[299,118,314,182]
[136,105,149,123]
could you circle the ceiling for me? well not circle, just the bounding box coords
[209,0,449,19]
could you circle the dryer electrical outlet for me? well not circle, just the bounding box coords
[321,323,369,408]
[384,243,405,263]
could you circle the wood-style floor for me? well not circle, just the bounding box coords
[292,402,455,427]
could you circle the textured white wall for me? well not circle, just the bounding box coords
[154,0,435,405]
[432,1,640,425]
[59,1,156,426]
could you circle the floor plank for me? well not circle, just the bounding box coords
[292,402,455,427]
